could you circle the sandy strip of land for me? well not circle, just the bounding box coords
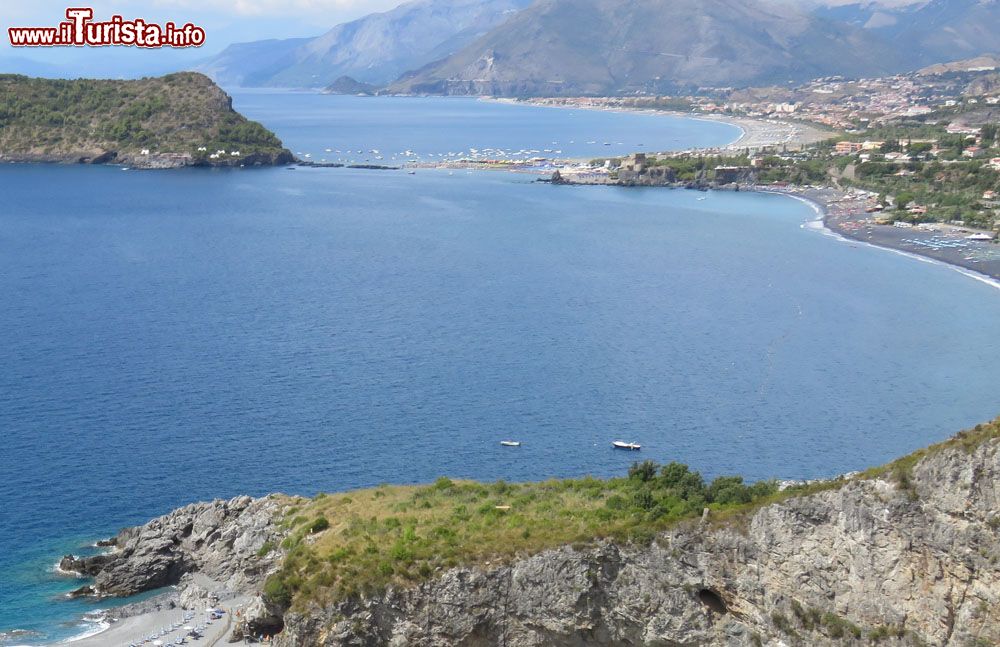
[762,185,1000,285]
[704,114,830,150]
[62,596,249,647]
[489,97,831,150]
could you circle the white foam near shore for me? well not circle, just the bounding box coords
[50,561,85,579]
[52,595,250,647]
[1,628,44,647]
[62,617,109,644]
[772,190,1000,292]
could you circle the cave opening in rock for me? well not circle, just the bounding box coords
[697,588,728,614]
[249,616,285,637]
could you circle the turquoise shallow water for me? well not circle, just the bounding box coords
[1,96,999,644]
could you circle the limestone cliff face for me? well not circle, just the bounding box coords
[274,438,1000,646]
[64,495,289,597]
[65,434,1000,646]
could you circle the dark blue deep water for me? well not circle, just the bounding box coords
[1,95,998,643]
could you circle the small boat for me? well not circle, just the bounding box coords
[612,441,641,450]
[500,440,521,447]
[407,170,416,175]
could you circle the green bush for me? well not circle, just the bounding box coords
[309,517,331,534]
[628,460,658,482]
[263,574,293,607]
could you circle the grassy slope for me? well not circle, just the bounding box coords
[0,72,289,164]
[263,465,822,608]
[263,417,1000,611]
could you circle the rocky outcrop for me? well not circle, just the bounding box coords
[60,430,1000,646]
[324,76,379,96]
[273,435,1000,646]
[59,553,112,577]
[65,495,289,598]
[187,149,296,169]
[0,73,294,169]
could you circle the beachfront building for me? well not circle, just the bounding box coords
[835,141,864,155]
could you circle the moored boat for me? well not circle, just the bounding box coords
[500,440,521,447]
[612,441,641,450]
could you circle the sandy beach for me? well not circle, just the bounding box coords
[63,600,247,647]
[762,185,1000,286]
[491,97,831,151]
[707,114,830,150]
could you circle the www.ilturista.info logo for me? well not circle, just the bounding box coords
[8,8,206,48]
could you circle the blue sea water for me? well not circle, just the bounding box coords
[1,95,999,644]
[228,92,741,162]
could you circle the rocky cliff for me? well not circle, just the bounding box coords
[275,425,1000,646]
[62,495,290,598]
[66,422,1000,646]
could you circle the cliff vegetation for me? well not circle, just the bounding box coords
[66,418,1000,645]
[263,461,837,609]
[0,72,292,167]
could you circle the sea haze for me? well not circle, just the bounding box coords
[1,95,999,643]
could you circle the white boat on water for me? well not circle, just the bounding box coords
[500,440,521,447]
[612,441,641,450]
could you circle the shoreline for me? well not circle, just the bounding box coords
[0,150,295,170]
[487,97,832,150]
[37,585,251,647]
[540,159,1000,286]
[402,162,1000,287]
[760,186,1000,287]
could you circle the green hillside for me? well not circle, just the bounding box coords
[0,72,292,167]
[264,462,805,609]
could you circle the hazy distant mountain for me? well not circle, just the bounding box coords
[195,38,313,88]
[388,0,907,96]
[814,0,1000,67]
[0,50,202,80]
[0,56,65,78]
[918,55,1000,76]
[197,0,533,88]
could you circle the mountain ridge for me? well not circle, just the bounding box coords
[389,0,912,96]
[197,0,532,88]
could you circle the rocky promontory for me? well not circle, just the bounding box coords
[0,72,294,169]
[64,420,1000,646]
[62,495,290,598]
